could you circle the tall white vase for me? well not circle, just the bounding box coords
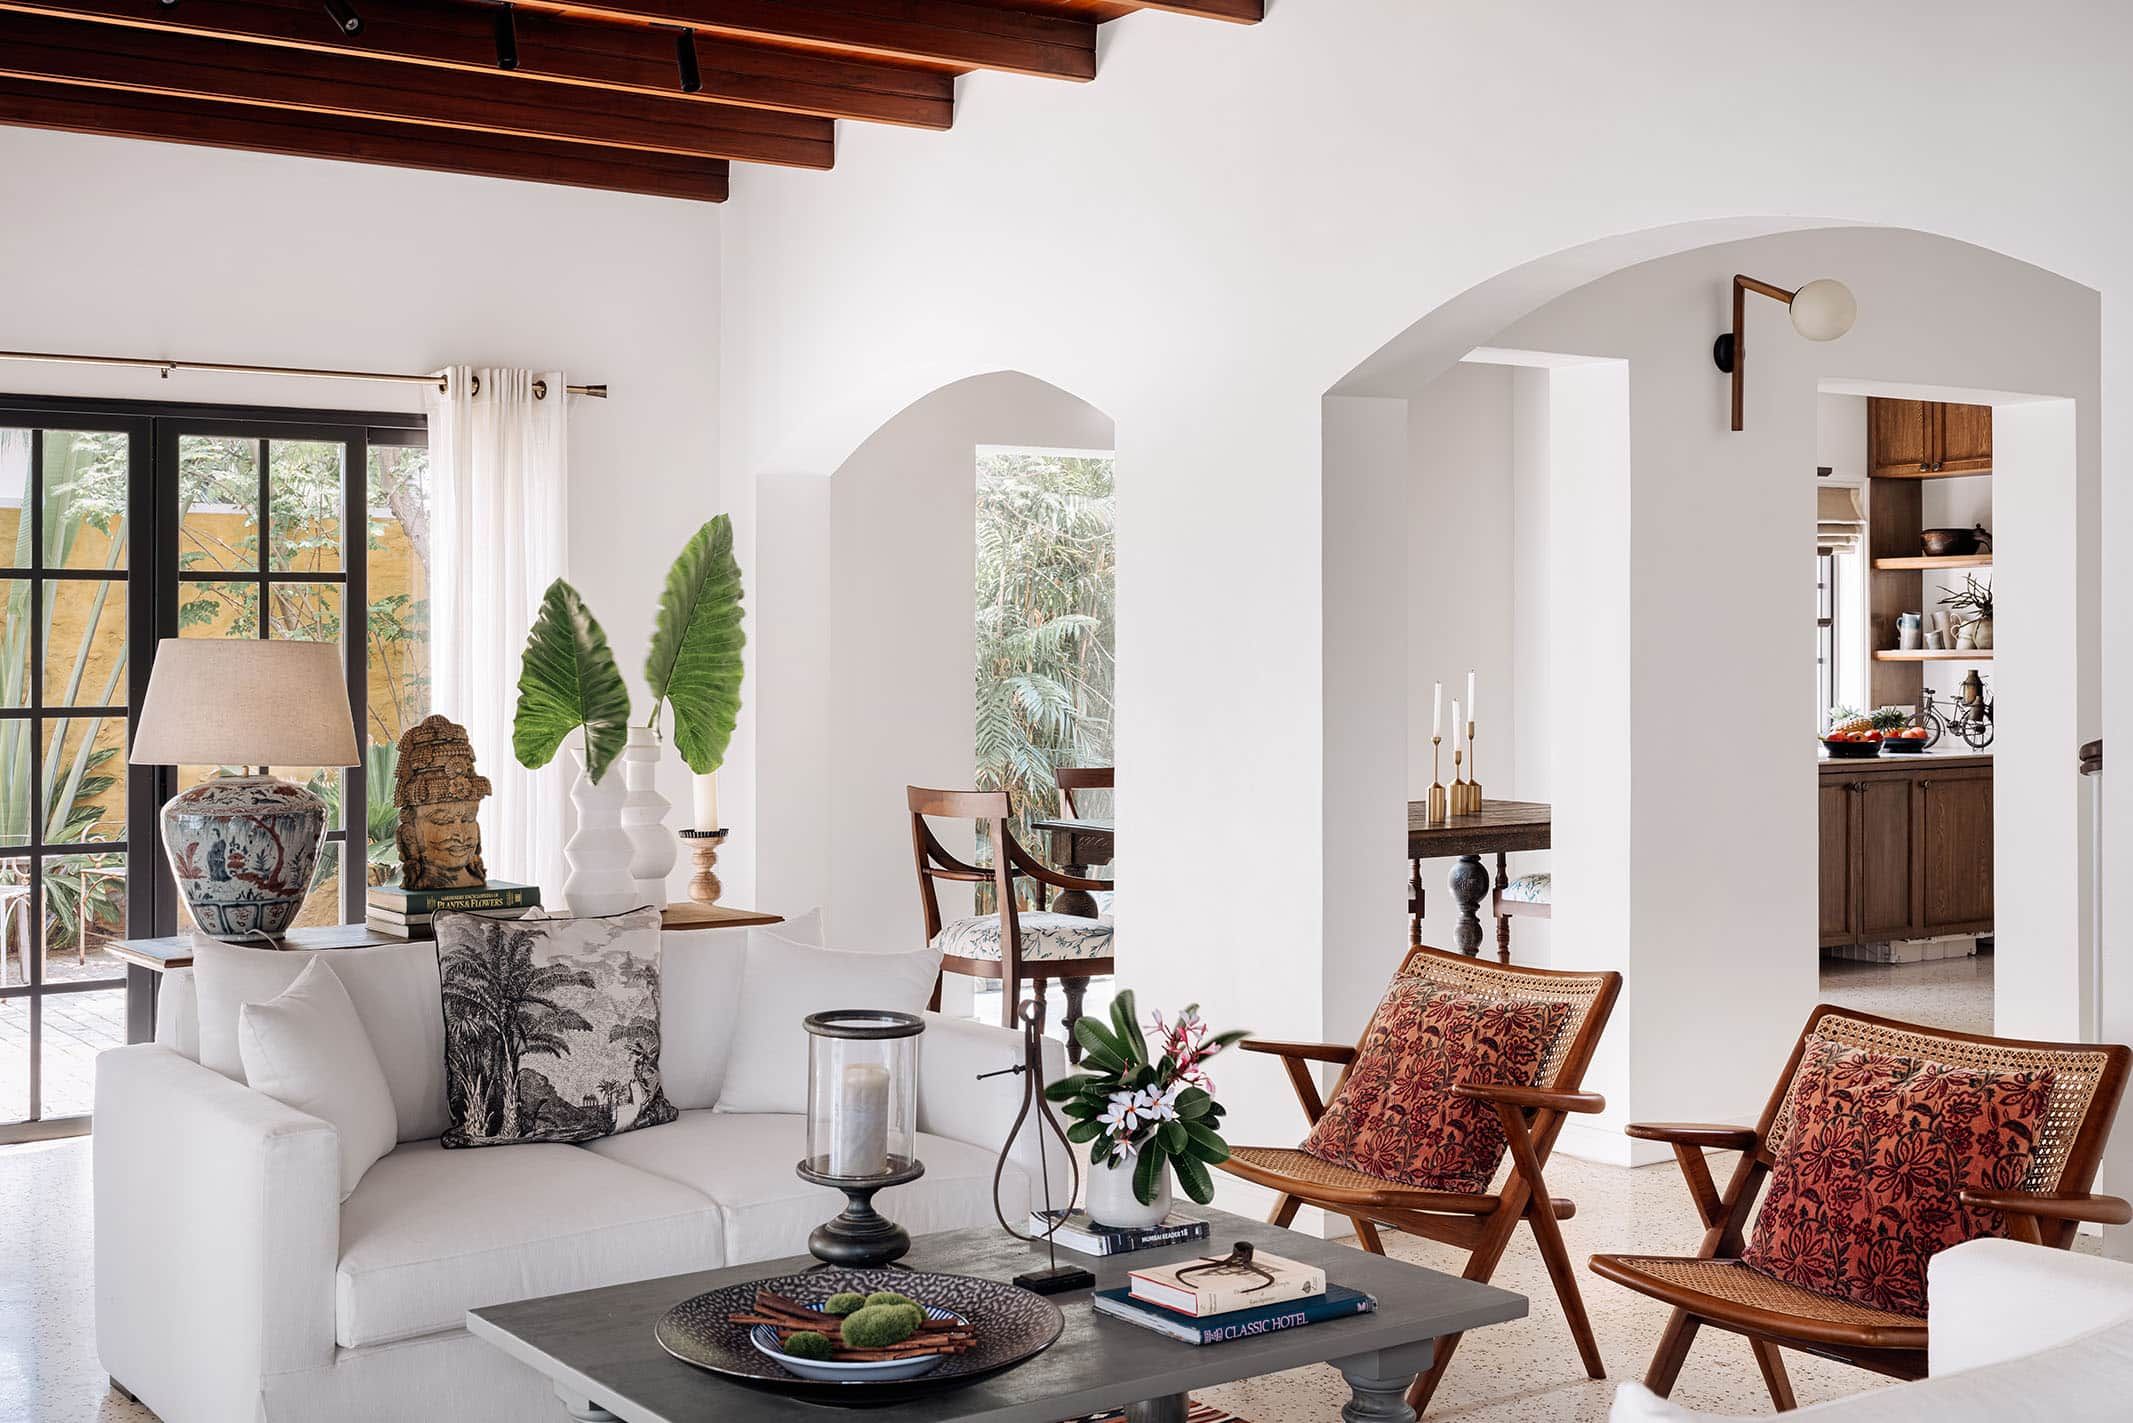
[563,746,639,916]
[620,728,677,909]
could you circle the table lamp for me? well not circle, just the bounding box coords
[129,638,360,938]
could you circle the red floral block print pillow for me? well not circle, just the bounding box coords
[1743,1039,2055,1316]
[1301,980,1568,1193]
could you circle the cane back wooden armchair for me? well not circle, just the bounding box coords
[909,787,1115,1057]
[1218,942,1623,1413]
[1591,1006,2132,1410]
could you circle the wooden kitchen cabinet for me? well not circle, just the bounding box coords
[1867,397,1992,478]
[1818,756,1992,948]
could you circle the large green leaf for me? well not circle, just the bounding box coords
[514,579,632,783]
[644,516,746,773]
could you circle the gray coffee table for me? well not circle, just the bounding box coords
[467,1206,1525,1423]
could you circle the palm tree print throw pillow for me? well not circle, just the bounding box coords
[436,905,679,1147]
[1742,1040,2054,1316]
[1301,980,1567,1193]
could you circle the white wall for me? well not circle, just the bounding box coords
[0,127,723,897]
[721,2,2127,1196]
[754,372,1113,946]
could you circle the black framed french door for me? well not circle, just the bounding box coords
[1,394,425,1140]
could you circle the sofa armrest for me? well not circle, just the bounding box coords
[916,1013,1071,1209]
[1928,1237,2133,1376]
[95,1044,340,1422]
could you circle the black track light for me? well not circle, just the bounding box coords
[321,0,361,35]
[676,27,702,94]
[494,4,519,70]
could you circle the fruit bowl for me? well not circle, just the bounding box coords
[1881,736,1930,754]
[1822,736,1882,759]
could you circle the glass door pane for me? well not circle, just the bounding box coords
[0,418,141,1135]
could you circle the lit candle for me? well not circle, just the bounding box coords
[691,770,719,833]
[830,1062,891,1177]
[1466,669,1477,725]
[1451,699,1463,753]
[1432,681,1443,738]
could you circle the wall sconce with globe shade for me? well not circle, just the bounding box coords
[1713,274,1857,430]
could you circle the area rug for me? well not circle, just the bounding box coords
[1071,1403,1254,1423]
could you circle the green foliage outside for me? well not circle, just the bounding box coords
[974,450,1114,896]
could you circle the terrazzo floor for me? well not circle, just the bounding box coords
[1817,949,1994,1037]
[2,1136,1901,1423]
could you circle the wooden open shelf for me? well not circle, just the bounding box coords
[1868,467,1994,480]
[1872,553,1994,571]
[1874,649,1994,662]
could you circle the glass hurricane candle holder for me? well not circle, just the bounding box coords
[798,1009,925,1267]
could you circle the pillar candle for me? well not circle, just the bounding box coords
[830,1062,891,1177]
[691,770,719,833]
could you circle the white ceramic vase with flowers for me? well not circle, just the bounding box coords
[1044,992,1247,1230]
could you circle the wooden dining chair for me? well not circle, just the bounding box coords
[1218,943,1623,1413]
[908,787,1116,1058]
[1054,765,1112,818]
[1591,1006,2132,1410]
[1489,852,1549,963]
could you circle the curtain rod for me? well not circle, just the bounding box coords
[0,349,607,399]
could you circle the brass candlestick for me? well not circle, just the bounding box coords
[1427,735,1448,824]
[679,828,727,905]
[1450,745,1469,816]
[1462,720,1483,813]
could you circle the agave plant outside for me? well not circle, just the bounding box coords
[1042,990,1248,1207]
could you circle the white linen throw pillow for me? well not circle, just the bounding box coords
[713,927,941,1115]
[238,957,399,1200]
[662,908,823,1111]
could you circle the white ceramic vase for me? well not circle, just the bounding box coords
[1085,1149,1172,1230]
[563,746,639,916]
[620,728,677,908]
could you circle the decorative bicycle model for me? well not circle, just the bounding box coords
[1915,668,1994,749]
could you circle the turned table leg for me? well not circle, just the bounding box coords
[1337,1340,1436,1423]
[1448,854,1490,957]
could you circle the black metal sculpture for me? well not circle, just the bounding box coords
[981,999,1095,1295]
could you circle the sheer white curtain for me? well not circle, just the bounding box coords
[426,367,568,894]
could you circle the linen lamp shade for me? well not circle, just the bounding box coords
[130,638,360,769]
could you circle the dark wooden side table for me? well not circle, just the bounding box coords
[1028,816,1114,920]
[1405,800,1551,957]
[110,903,784,1045]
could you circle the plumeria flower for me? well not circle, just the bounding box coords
[1098,1090,1142,1138]
[1141,1085,1180,1123]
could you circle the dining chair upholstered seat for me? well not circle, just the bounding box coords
[931,912,1114,963]
[1499,872,1552,905]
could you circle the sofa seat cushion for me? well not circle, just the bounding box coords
[932,911,1113,964]
[336,1138,724,1348]
[586,1111,1029,1266]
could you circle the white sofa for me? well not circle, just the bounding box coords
[1613,1238,2133,1421]
[94,933,1064,1423]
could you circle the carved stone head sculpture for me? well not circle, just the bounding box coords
[394,714,494,890]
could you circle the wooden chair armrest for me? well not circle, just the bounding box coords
[1452,1083,1605,1114]
[1240,1039,1356,1064]
[1960,1190,2133,1228]
[1625,1122,1760,1150]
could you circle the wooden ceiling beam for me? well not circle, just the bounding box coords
[0,10,833,166]
[0,0,953,129]
[1113,0,1261,21]
[523,0,1097,80]
[0,75,728,199]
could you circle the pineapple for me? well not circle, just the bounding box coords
[1827,706,1873,736]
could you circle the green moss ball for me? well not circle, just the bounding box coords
[821,1293,868,1317]
[838,1304,920,1349]
[864,1291,917,1310]
[781,1331,834,1361]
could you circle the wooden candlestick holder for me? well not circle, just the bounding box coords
[679,828,728,906]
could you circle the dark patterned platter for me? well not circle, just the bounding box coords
[656,1267,1065,1406]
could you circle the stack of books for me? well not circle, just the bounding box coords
[1029,1209,1210,1257]
[1091,1248,1375,1346]
[366,880,540,940]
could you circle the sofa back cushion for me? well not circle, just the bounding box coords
[714,928,941,1116]
[192,936,451,1141]
[238,957,400,1199]
[662,909,822,1111]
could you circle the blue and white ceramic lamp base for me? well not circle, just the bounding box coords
[159,773,328,938]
